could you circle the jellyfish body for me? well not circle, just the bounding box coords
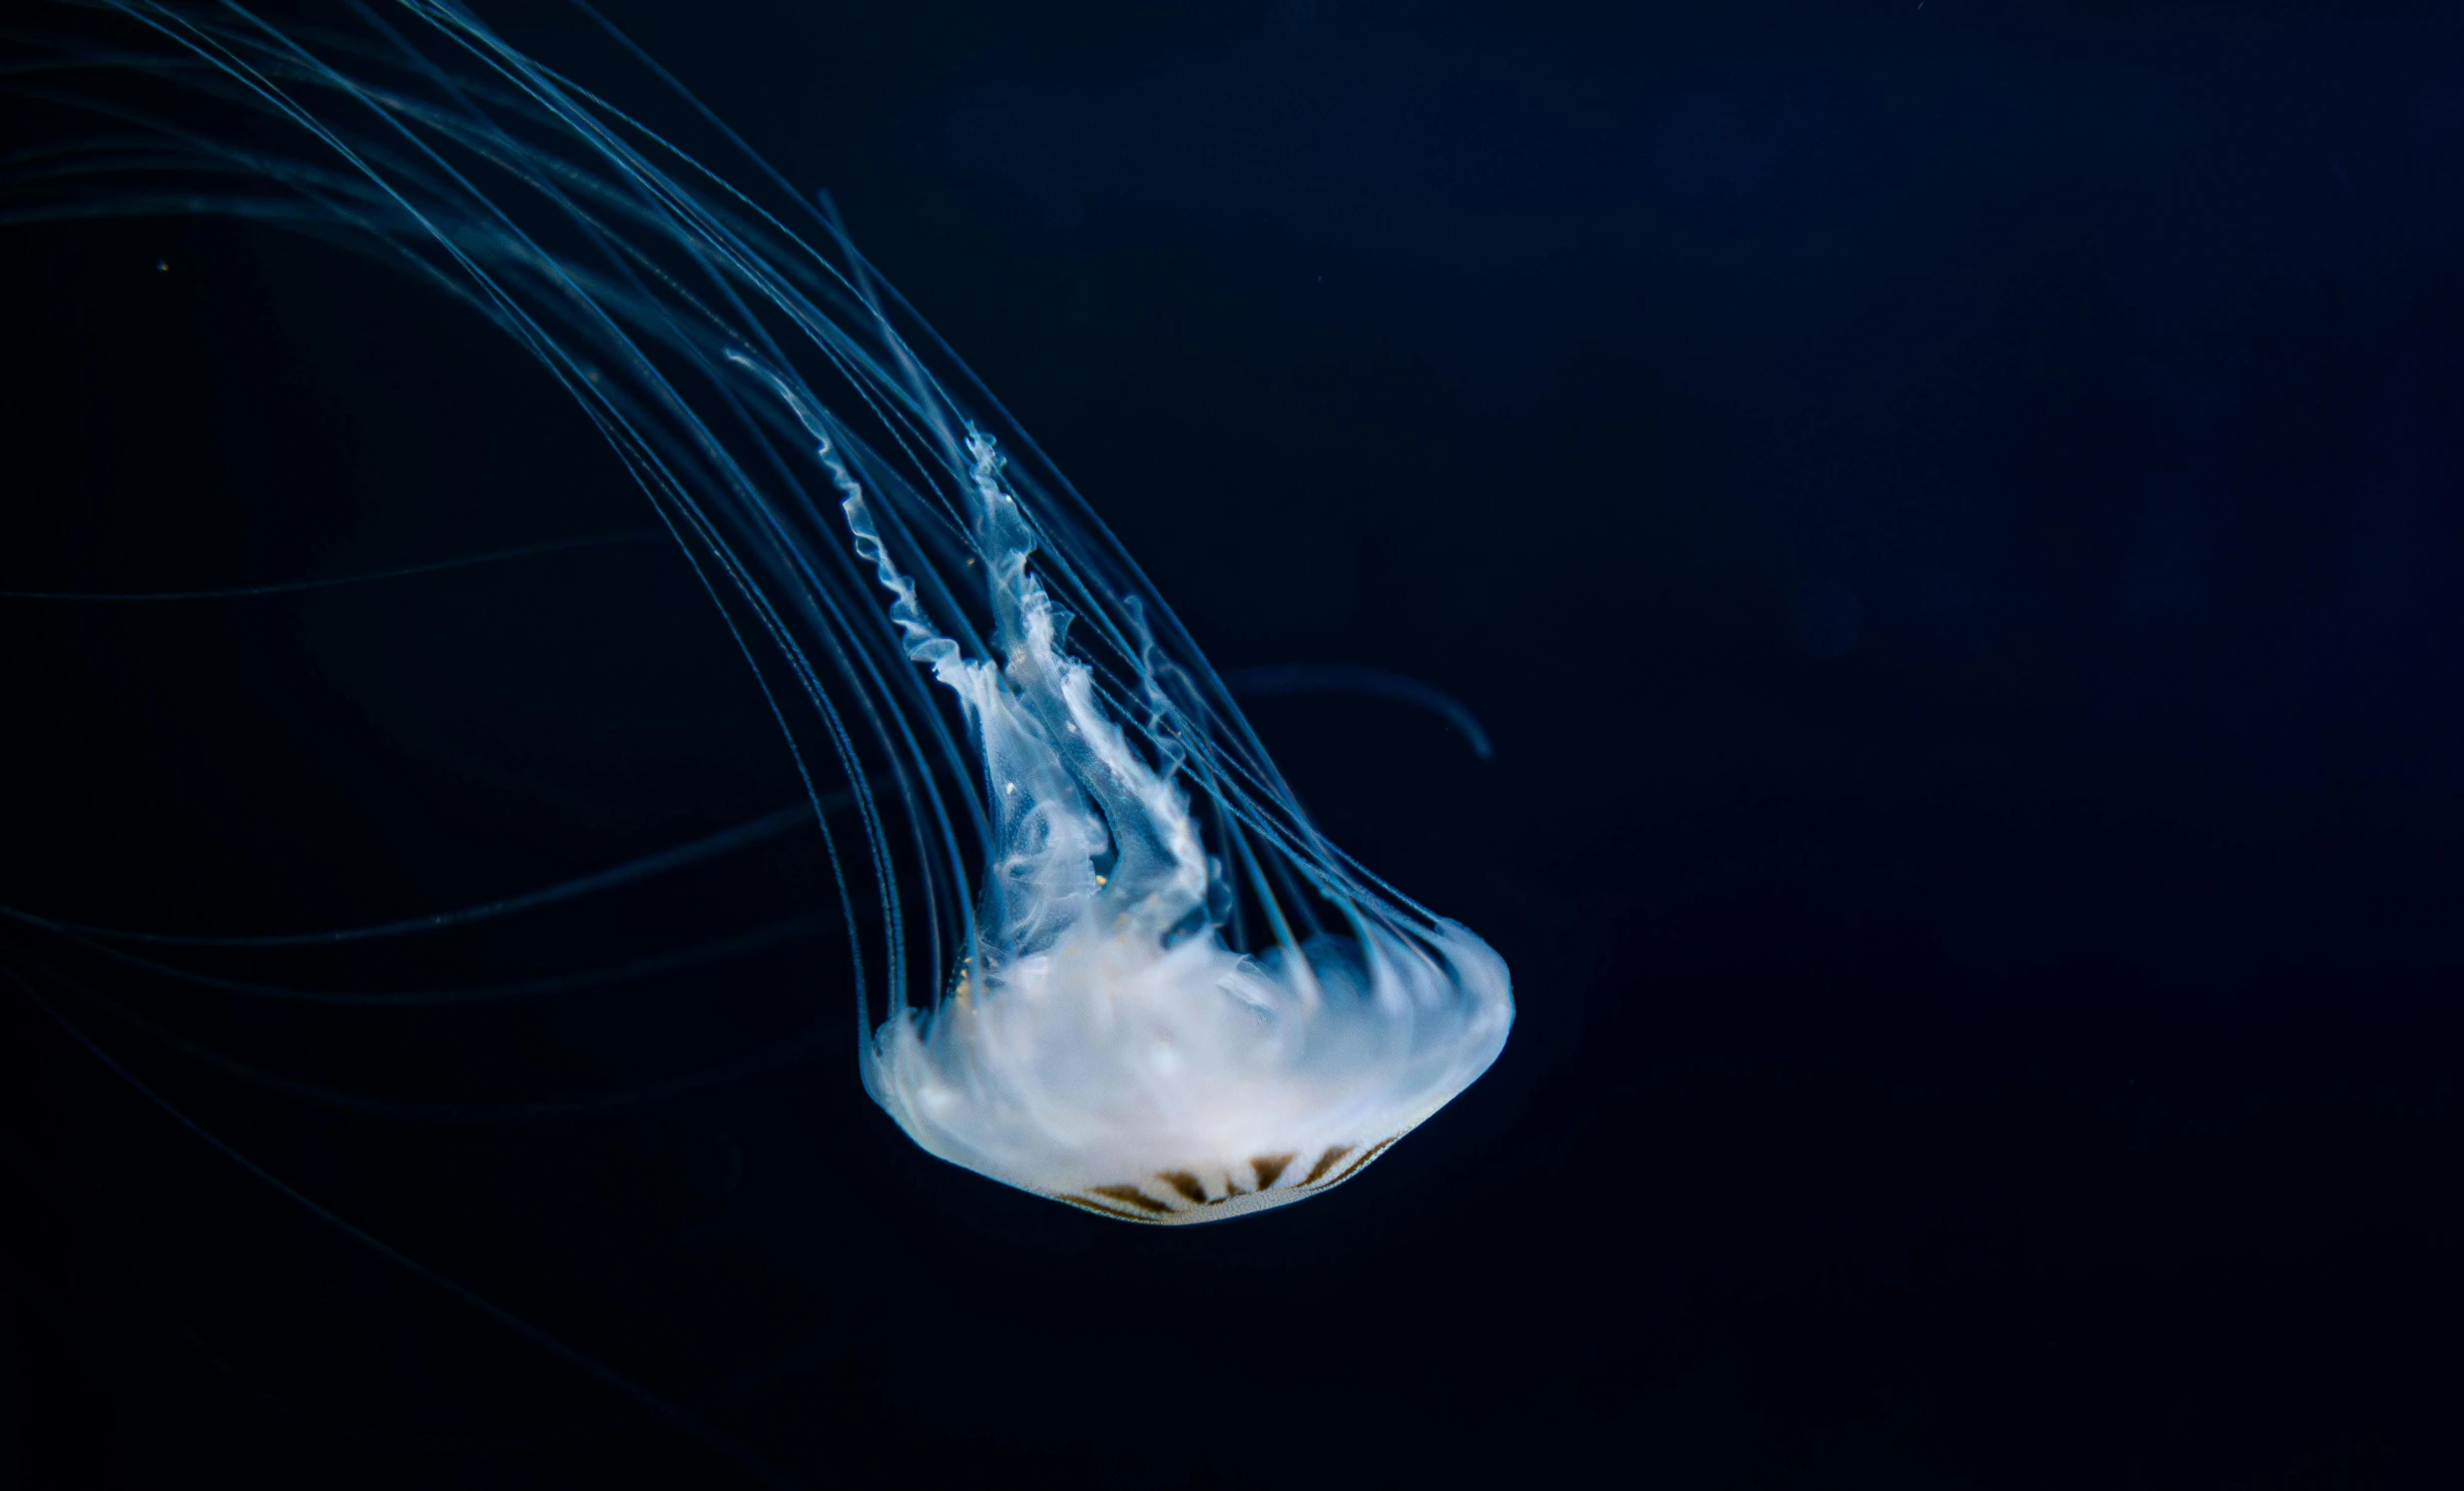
[7,0,1512,1222]
[857,434,1512,1221]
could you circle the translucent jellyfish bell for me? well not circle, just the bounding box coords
[849,432,1514,1222]
[15,0,1513,1223]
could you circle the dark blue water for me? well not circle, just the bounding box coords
[6,2,2461,1484]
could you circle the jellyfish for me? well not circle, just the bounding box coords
[4,0,1512,1223]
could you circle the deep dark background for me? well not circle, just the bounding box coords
[6,1,2463,1485]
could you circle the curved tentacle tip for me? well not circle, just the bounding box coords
[1223,664,1494,761]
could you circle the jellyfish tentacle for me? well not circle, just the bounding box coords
[1222,663,1495,761]
[11,0,1515,1225]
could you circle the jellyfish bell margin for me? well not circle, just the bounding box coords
[871,913,1513,1224]
[9,0,1514,1225]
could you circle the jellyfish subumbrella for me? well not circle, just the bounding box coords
[6,0,1512,1223]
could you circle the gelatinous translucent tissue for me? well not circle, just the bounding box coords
[848,430,1514,1222]
[16,0,1512,1222]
